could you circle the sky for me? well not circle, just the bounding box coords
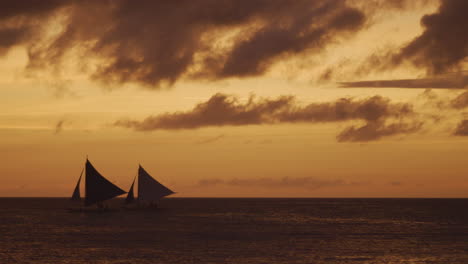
[1,0,468,197]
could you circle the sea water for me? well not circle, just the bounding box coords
[0,198,467,264]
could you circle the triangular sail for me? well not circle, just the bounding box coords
[70,167,84,201]
[125,177,136,203]
[85,159,126,206]
[138,165,174,202]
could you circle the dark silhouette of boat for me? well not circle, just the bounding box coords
[69,159,126,211]
[125,164,175,209]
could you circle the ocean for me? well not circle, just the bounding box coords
[0,198,467,264]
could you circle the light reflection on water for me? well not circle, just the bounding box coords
[0,198,467,264]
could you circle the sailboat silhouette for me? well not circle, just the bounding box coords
[70,159,126,207]
[126,164,175,207]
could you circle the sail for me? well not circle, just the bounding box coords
[125,177,136,203]
[85,159,126,206]
[70,167,84,201]
[138,165,174,202]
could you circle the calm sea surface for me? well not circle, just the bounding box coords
[0,198,467,264]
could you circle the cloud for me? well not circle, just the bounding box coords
[115,93,293,130]
[54,119,65,134]
[197,176,365,190]
[196,134,225,144]
[115,93,421,142]
[427,91,468,135]
[392,0,468,74]
[450,91,468,109]
[214,1,365,79]
[0,0,65,19]
[351,0,433,13]
[0,28,27,55]
[0,0,69,54]
[0,0,366,88]
[348,1,467,79]
[336,120,423,142]
[454,120,468,136]
[340,74,468,89]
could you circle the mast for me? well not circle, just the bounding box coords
[70,167,84,201]
[137,164,174,202]
[84,159,126,206]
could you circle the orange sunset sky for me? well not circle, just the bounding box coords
[1,0,467,197]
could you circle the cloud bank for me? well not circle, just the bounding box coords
[0,0,69,54]
[0,0,366,88]
[450,91,468,109]
[337,121,422,142]
[454,120,468,136]
[340,74,468,89]
[344,1,467,87]
[115,93,421,142]
[392,0,468,75]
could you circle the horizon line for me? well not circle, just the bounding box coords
[0,196,467,199]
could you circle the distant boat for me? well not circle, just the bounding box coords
[126,164,175,206]
[71,159,126,207]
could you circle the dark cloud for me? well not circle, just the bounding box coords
[428,91,468,135]
[336,120,423,142]
[417,90,468,137]
[0,0,65,19]
[115,93,413,129]
[198,176,365,189]
[0,28,27,54]
[215,2,365,78]
[347,0,467,81]
[0,0,69,54]
[115,93,293,130]
[450,91,468,109]
[54,119,65,134]
[0,0,365,88]
[351,0,433,13]
[115,93,420,142]
[392,0,468,74]
[318,58,351,82]
[454,120,468,136]
[340,74,468,89]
